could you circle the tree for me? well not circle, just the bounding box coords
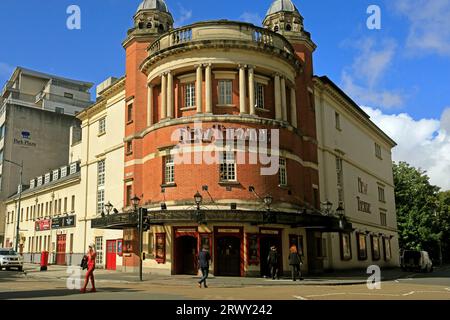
[393,162,441,254]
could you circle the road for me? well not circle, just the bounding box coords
[1,267,450,300]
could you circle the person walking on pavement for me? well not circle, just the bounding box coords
[80,244,96,293]
[267,246,280,280]
[198,246,211,288]
[289,244,303,281]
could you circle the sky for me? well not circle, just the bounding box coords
[0,0,449,189]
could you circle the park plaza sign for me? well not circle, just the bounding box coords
[35,215,76,231]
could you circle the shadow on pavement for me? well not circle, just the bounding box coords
[0,287,141,300]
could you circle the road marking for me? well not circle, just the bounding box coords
[305,293,347,298]
[402,291,415,296]
[293,295,308,300]
[394,280,399,283]
[446,288,450,292]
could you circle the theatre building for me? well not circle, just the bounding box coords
[92,0,368,277]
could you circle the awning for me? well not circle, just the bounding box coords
[91,209,353,232]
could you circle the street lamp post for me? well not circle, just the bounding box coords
[131,195,143,281]
[194,191,203,224]
[263,195,274,224]
[4,159,23,252]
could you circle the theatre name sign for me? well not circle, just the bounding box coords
[35,215,76,231]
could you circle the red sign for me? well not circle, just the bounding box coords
[35,219,51,231]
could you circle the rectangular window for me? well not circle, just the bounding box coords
[375,143,382,159]
[279,158,287,186]
[97,189,105,215]
[20,209,23,222]
[335,112,341,130]
[55,107,64,114]
[97,160,105,186]
[126,141,133,154]
[358,178,368,195]
[98,117,106,135]
[64,92,74,99]
[70,234,74,253]
[95,237,103,265]
[126,185,133,207]
[58,199,62,214]
[184,83,196,108]
[219,152,236,182]
[60,166,67,178]
[52,169,59,181]
[218,80,233,105]
[383,237,392,261]
[127,104,133,122]
[164,155,175,184]
[64,197,67,213]
[69,162,78,175]
[336,157,344,203]
[44,173,51,184]
[255,82,265,109]
[378,186,385,202]
[71,195,75,212]
[380,211,387,227]
[357,233,368,260]
[26,207,29,221]
[357,197,371,213]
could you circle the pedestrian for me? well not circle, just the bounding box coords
[198,246,211,288]
[80,244,96,293]
[267,246,279,280]
[288,244,302,281]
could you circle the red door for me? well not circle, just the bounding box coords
[56,234,66,265]
[106,240,117,270]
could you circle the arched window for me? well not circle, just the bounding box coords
[286,24,292,31]
[138,22,144,29]
[147,22,152,29]
[159,24,164,32]
[274,25,279,32]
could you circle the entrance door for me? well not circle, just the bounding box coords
[260,236,282,278]
[216,237,241,276]
[106,240,117,270]
[175,236,197,275]
[307,231,324,274]
[56,234,66,265]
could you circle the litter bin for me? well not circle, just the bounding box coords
[40,251,49,271]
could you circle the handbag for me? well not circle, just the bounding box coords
[80,256,88,270]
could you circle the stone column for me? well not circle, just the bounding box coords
[167,71,173,119]
[147,84,153,126]
[281,77,287,122]
[196,65,203,113]
[290,87,297,128]
[274,74,282,121]
[205,64,212,114]
[161,73,167,120]
[239,65,247,114]
[248,67,256,115]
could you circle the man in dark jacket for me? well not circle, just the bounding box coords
[267,246,279,280]
[198,246,211,288]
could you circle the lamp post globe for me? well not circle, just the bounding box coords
[131,195,141,211]
[194,191,203,209]
[105,201,113,215]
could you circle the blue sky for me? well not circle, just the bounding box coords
[1,0,449,188]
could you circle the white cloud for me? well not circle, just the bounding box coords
[395,0,450,56]
[174,4,192,27]
[341,38,405,109]
[362,106,450,190]
[239,12,263,26]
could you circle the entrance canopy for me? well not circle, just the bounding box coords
[91,209,353,232]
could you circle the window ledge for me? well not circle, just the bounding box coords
[126,120,134,125]
[126,151,133,156]
[180,106,196,111]
[278,184,289,189]
[255,107,270,112]
[97,131,106,137]
[161,183,177,188]
[219,181,240,186]
[216,104,236,108]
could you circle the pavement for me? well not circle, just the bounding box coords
[17,263,423,287]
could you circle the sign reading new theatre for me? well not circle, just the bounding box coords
[51,215,76,229]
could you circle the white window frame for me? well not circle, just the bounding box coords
[184,83,196,108]
[52,169,59,181]
[69,162,78,175]
[97,160,105,215]
[255,82,265,109]
[378,186,385,202]
[279,157,287,186]
[218,80,233,105]
[95,236,103,265]
[60,166,68,178]
[98,117,106,135]
[164,155,175,184]
[220,152,236,182]
[380,211,387,227]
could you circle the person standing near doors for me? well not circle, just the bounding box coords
[288,244,303,281]
[198,246,211,288]
[267,246,280,280]
[80,244,97,293]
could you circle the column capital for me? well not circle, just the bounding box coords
[247,65,255,71]
[238,64,247,70]
[195,64,203,69]
[203,63,212,68]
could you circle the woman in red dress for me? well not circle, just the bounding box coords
[80,244,96,293]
